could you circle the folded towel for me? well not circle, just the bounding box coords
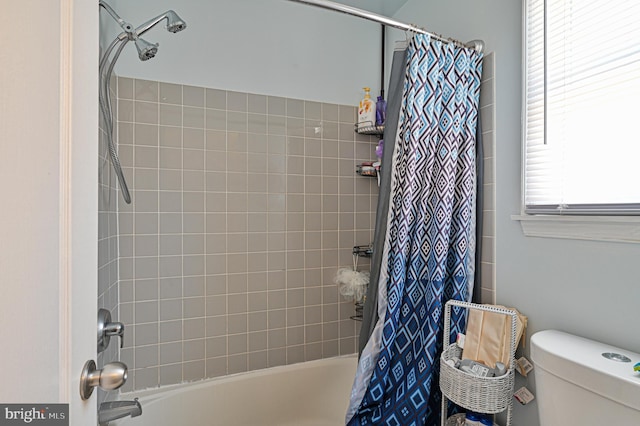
[462,305,527,369]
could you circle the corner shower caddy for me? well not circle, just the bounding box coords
[349,244,373,321]
[354,121,384,135]
[440,300,517,426]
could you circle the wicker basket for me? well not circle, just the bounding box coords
[440,301,518,426]
[440,343,514,414]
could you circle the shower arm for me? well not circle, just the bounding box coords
[134,13,172,37]
[99,1,135,34]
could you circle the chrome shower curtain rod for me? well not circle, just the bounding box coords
[286,0,483,52]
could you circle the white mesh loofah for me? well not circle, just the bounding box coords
[335,268,369,302]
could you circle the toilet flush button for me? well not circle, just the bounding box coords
[602,352,632,363]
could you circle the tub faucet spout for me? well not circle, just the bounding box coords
[98,398,142,424]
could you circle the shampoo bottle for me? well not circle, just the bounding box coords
[465,412,482,426]
[358,87,376,130]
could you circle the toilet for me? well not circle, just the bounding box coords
[530,330,640,424]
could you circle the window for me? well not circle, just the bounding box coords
[524,0,640,215]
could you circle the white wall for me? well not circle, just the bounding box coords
[103,0,383,106]
[393,1,640,426]
[0,1,63,401]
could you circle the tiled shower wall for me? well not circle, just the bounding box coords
[479,53,496,304]
[97,74,120,402]
[115,77,378,391]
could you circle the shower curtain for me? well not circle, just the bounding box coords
[347,34,482,426]
[358,44,407,356]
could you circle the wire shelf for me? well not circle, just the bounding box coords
[354,121,384,135]
[350,301,364,321]
[353,244,373,258]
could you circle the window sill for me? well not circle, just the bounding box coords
[512,214,640,244]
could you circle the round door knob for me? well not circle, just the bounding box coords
[80,360,128,400]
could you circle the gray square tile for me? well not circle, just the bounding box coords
[183,339,205,361]
[227,313,247,334]
[134,323,158,346]
[183,297,205,318]
[134,123,158,147]
[160,299,182,321]
[133,367,158,390]
[184,318,206,340]
[184,128,205,150]
[118,77,134,100]
[206,109,226,130]
[248,311,268,332]
[135,344,158,368]
[183,85,205,107]
[159,82,182,105]
[135,300,159,324]
[248,331,267,352]
[267,96,286,115]
[135,79,158,102]
[228,111,248,132]
[159,125,182,148]
[248,351,268,371]
[159,342,182,365]
[118,100,134,122]
[206,336,227,358]
[338,105,356,123]
[183,360,205,382]
[228,91,247,112]
[248,94,267,114]
[206,357,227,378]
[305,101,322,120]
[159,364,182,386]
[136,101,159,124]
[286,99,304,118]
[206,88,226,109]
[135,279,159,302]
[206,316,227,337]
[183,106,205,128]
[228,354,247,374]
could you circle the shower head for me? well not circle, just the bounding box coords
[99,1,186,204]
[135,10,188,37]
[134,38,159,61]
[165,10,187,33]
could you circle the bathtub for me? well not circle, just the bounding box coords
[112,355,357,426]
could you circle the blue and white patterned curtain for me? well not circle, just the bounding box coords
[346,34,482,426]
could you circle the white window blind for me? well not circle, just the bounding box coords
[524,0,640,214]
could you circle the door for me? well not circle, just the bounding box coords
[0,1,98,425]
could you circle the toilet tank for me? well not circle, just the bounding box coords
[531,330,640,425]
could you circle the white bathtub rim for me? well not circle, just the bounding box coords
[118,354,357,405]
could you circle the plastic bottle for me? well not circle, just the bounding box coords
[376,139,384,160]
[376,95,387,126]
[357,87,376,130]
[465,412,482,426]
[478,415,494,426]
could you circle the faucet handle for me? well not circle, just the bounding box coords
[104,321,125,348]
[98,308,125,352]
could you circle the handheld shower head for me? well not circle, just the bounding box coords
[134,38,158,61]
[99,1,187,204]
[165,10,187,33]
[135,10,188,37]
